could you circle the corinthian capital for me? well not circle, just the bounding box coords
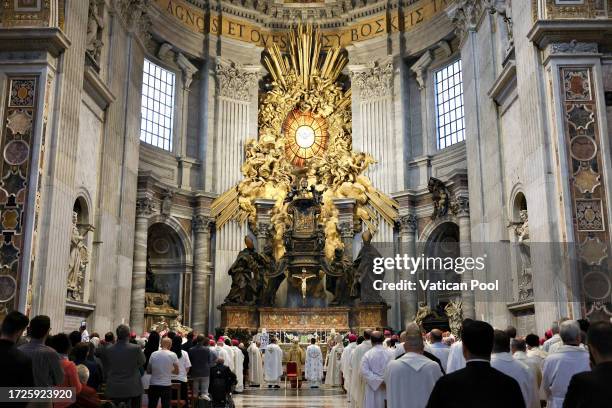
[193,215,214,233]
[350,59,394,100]
[136,196,154,217]
[453,196,470,217]
[216,60,259,102]
[399,214,418,233]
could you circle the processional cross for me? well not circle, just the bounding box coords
[292,268,317,305]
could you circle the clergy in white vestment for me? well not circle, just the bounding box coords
[446,340,465,373]
[222,338,236,372]
[247,340,264,387]
[512,338,544,404]
[215,339,231,369]
[325,334,344,386]
[231,339,245,392]
[385,322,443,408]
[427,329,450,370]
[540,320,590,408]
[525,334,547,367]
[263,337,284,388]
[305,338,324,387]
[340,334,357,400]
[542,321,563,353]
[360,331,393,408]
[350,330,373,408]
[491,330,539,408]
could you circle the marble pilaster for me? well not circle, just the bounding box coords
[456,197,475,319]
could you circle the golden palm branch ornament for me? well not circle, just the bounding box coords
[212,24,398,259]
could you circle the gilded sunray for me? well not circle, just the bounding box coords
[212,24,398,259]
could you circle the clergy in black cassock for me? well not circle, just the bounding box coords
[426,320,525,408]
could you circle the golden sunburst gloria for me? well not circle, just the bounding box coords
[282,110,329,166]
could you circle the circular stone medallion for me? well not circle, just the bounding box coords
[570,135,597,161]
[0,275,17,302]
[583,271,611,300]
[3,140,29,166]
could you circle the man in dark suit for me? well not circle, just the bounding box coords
[426,320,525,408]
[97,324,145,408]
[188,334,216,398]
[0,311,34,408]
[563,321,612,408]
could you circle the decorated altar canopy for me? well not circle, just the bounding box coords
[211,24,398,260]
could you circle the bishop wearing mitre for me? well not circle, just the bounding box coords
[325,334,344,386]
[264,337,284,388]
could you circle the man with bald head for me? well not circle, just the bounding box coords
[350,329,372,408]
[360,331,393,408]
[147,337,179,408]
[385,322,443,408]
[428,329,450,369]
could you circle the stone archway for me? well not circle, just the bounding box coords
[420,220,461,314]
[145,220,192,328]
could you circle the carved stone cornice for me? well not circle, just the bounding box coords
[215,60,259,102]
[350,59,394,100]
[136,196,154,217]
[192,215,214,234]
[446,0,486,46]
[111,0,152,44]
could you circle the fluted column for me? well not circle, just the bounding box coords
[130,196,152,334]
[334,198,356,258]
[399,214,418,325]
[456,197,475,319]
[254,199,275,252]
[191,214,213,333]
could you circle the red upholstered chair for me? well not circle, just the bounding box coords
[285,362,300,389]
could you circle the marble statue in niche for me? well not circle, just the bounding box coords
[352,230,385,303]
[86,0,105,64]
[514,209,533,301]
[67,211,89,301]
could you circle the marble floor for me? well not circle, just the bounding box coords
[233,386,347,407]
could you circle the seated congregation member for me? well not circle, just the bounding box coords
[541,320,590,408]
[385,323,443,408]
[98,324,146,408]
[491,330,539,408]
[148,337,179,408]
[563,321,612,408]
[188,334,216,398]
[72,342,103,391]
[72,364,101,408]
[19,315,64,387]
[51,333,82,408]
[426,320,525,408]
[0,311,34,393]
[209,357,237,405]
